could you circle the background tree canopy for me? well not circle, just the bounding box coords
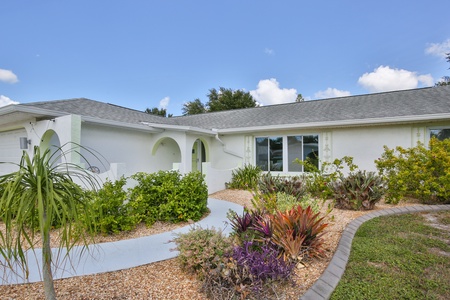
[182,87,257,115]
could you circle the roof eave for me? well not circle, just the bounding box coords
[214,113,450,134]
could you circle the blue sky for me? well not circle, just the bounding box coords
[1,1,449,116]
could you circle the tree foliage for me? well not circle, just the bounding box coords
[435,52,450,86]
[182,87,257,115]
[182,98,206,116]
[145,107,173,117]
[206,87,257,112]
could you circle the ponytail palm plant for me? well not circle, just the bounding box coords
[0,145,98,300]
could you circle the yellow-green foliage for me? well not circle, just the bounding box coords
[375,138,450,204]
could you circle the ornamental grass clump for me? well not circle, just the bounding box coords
[330,170,385,210]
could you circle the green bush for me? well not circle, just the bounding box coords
[276,192,321,214]
[87,177,137,234]
[172,226,233,279]
[375,138,450,204]
[159,171,208,222]
[296,156,358,199]
[227,164,262,190]
[129,170,208,225]
[330,171,385,210]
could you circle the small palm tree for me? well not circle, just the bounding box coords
[0,145,97,300]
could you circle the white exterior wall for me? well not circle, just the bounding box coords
[80,124,155,177]
[209,134,245,169]
[331,125,414,172]
[0,128,28,174]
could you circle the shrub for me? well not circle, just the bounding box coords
[258,173,307,200]
[375,138,450,204]
[159,171,208,222]
[172,226,233,280]
[330,171,385,211]
[227,164,262,190]
[296,156,358,199]
[201,241,294,299]
[128,170,208,225]
[276,192,321,214]
[87,177,137,234]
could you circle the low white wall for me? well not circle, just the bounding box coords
[202,162,235,194]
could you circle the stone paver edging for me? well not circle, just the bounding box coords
[300,204,450,300]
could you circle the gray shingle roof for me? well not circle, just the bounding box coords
[174,85,450,130]
[17,86,450,131]
[20,98,179,126]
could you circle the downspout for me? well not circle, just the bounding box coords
[214,130,243,159]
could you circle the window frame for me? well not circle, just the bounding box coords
[254,134,320,174]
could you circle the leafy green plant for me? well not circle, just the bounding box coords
[296,156,358,199]
[227,164,262,190]
[276,192,321,213]
[375,138,450,204]
[172,226,233,280]
[330,171,385,210]
[128,170,208,225]
[86,177,137,234]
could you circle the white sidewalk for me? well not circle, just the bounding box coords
[0,198,244,285]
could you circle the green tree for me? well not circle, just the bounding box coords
[182,98,206,115]
[0,146,97,300]
[435,53,450,86]
[296,94,305,102]
[206,87,257,112]
[145,107,173,117]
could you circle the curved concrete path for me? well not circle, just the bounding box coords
[300,204,450,300]
[0,198,244,285]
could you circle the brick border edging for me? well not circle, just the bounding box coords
[299,204,450,300]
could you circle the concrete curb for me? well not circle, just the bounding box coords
[299,204,450,300]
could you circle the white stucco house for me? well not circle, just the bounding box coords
[1,85,450,193]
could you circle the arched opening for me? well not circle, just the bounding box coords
[152,137,182,170]
[192,139,208,172]
[40,130,62,166]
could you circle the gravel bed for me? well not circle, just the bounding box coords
[0,190,417,299]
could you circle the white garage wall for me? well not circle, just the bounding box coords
[0,128,27,174]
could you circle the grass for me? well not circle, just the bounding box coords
[331,211,450,300]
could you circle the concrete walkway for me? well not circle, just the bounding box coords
[0,198,244,285]
[300,204,450,300]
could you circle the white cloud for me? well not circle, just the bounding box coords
[264,48,275,55]
[0,95,19,107]
[314,88,351,99]
[250,78,297,105]
[425,38,450,58]
[0,69,19,84]
[159,96,170,109]
[358,65,433,93]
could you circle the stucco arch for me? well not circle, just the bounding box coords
[40,129,62,165]
[152,137,182,170]
[191,138,210,172]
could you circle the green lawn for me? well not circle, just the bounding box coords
[331,211,450,300]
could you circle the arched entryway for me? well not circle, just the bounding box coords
[40,129,61,166]
[152,137,182,170]
[192,139,208,172]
